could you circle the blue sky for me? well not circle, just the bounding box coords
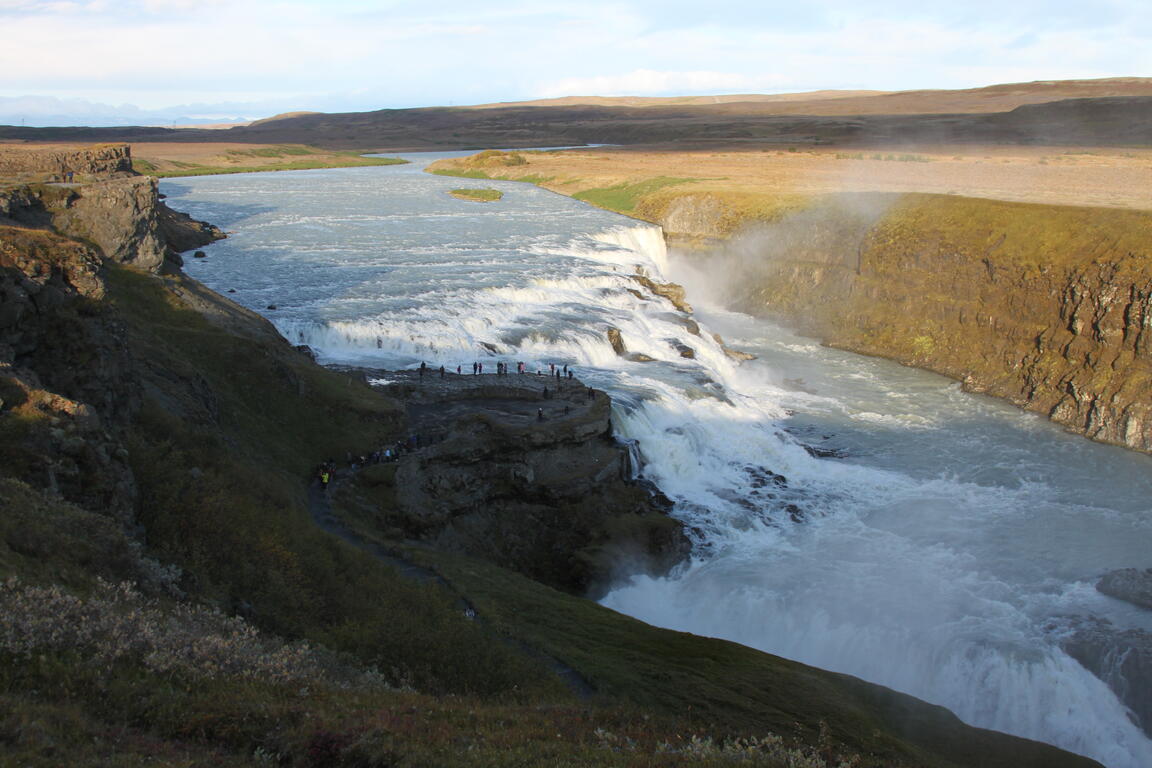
[1,0,1149,126]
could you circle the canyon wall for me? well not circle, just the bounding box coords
[661,193,1152,453]
[0,143,134,182]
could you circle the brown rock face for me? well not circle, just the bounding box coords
[50,177,171,271]
[632,273,693,313]
[0,144,222,273]
[0,143,134,183]
[691,193,1152,453]
[607,327,627,355]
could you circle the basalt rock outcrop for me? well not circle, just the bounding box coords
[0,143,134,182]
[365,371,689,595]
[685,193,1152,453]
[0,145,225,520]
[631,271,692,314]
[1,180,222,274]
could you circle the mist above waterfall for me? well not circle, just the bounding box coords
[667,193,893,329]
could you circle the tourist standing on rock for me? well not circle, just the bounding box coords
[319,467,330,490]
[419,361,427,379]
[439,365,445,378]
[537,408,545,421]
[472,362,478,374]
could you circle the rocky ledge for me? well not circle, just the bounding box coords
[1097,568,1152,610]
[348,368,689,595]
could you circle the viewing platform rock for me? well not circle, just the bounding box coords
[327,365,686,595]
[336,366,607,445]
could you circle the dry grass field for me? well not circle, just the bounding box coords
[468,144,1152,213]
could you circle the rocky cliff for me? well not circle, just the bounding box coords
[0,143,134,182]
[1,180,222,274]
[345,371,688,595]
[673,193,1152,454]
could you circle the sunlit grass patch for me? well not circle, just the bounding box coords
[573,177,694,214]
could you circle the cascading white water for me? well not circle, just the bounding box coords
[167,156,1152,767]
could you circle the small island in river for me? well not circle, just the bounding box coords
[449,187,503,202]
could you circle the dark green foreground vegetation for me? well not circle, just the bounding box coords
[0,232,1101,765]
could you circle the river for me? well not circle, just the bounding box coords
[165,153,1152,767]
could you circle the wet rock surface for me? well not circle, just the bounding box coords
[354,368,689,595]
[631,273,692,313]
[1097,568,1152,610]
[1062,618,1152,737]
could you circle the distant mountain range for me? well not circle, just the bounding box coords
[3,78,1151,149]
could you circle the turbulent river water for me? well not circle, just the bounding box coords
[166,154,1152,767]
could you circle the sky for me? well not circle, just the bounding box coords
[1,0,1150,126]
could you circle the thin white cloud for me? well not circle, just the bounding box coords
[538,70,792,98]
